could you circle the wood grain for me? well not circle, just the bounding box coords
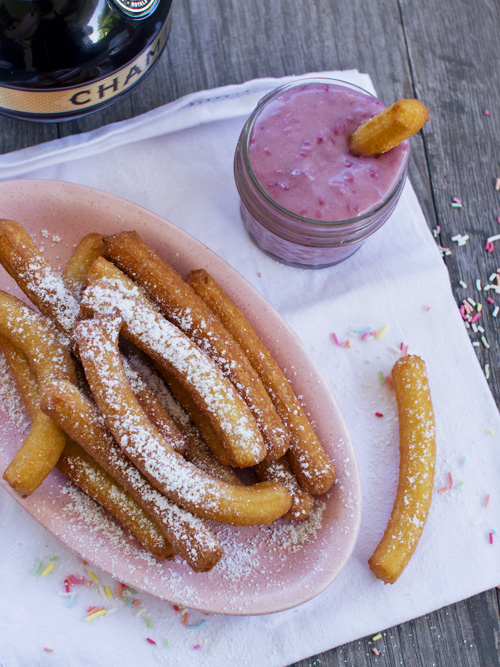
[0,0,498,665]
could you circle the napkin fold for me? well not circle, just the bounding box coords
[0,70,499,667]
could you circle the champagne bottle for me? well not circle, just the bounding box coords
[0,0,174,121]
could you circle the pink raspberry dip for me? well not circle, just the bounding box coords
[247,82,409,222]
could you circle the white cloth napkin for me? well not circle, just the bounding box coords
[0,70,499,667]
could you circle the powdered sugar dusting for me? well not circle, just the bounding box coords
[0,350,30,435]
[81,279,264,462]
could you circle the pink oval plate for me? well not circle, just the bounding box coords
[0,179,361,615]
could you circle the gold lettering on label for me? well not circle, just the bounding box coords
[123,65,142,86]
[70,90,92,106]
[0,20,170,116]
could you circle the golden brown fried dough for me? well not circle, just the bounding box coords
[0,336,172,558]
[64,233,105,295]
[42,380,222,571]
[186,269,336,495]
[104,231,289,460]
[58,441,173,560]
[369,355,436,584]
[75,314,292,525]
[0,292,77,495]
[0,219,80,339]
[349,99,430,157]
[255,457,313,521]
[81,258,267,468]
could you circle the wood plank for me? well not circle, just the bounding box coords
[291,590,500,666]
[0,115,58,155]
[399,0,500,410]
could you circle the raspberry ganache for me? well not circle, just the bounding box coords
[247,82,409,222]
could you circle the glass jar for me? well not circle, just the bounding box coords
[234,78,409,269]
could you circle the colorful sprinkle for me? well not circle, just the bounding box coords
[372,648,381,656]
[146,638,156,645]
[87,571,99,583]
[487,233,500,243]
[375,412,384,418]
[372,633,382,641]
[43,648,54,653]
[378,371,385,385]
[182,612,190,626]
[485,364,490,380]
[481,335,491,349]
[84,609,106,622]
[496,179,500,192]
[484,110,490,116]
[193,644,202,650]
[146,617,153,629]
[33,559,43,576]
[105,586,113,599]
[459,280,467,288]
[385,375,393,390]
[489,532,494,545]
[375,325,389,339]
[486,241,495,253]
[438,487,449,494]
[42,563,55,577]
[67,595,76,608]
[455,481,464,490]
[187,620,207,630]
[484,494,491,508]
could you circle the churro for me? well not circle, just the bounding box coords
[0,335,172,559]
[0,219,80,340]
[104,231,289,460]
[369,355,436,584]
[0,291,77,495]
[255,458,313,521]
[349,98,430,157]
[58,441,173,560]
[75,314,292,525]
[64,233,105,295]
[81,258,267,468]
[186,269,336,494]
[42,379,222,571]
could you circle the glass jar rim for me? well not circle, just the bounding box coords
[238,76,409,229]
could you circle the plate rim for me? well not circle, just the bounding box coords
[0,178,362,615]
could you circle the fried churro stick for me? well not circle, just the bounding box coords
[255,458,313,521]
[0,336,172,559]
[0,219,80,340]
[81,258,267,468]
[159,367,232,466]
[104,231,289,461]
[58,441,173,560]
[186,269,336,495]
[63,232,187,454]
[0,222,186,453]
[348,99,430,157]
[369,355,436,584]
[64,233,105,296]
[42,380,222,571]
[124,349,241,485]
[0,292,77,495]
[76,314,291,525]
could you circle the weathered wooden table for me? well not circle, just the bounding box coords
[0,1,499,665]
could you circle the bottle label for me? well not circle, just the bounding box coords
[0,20,169,117]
